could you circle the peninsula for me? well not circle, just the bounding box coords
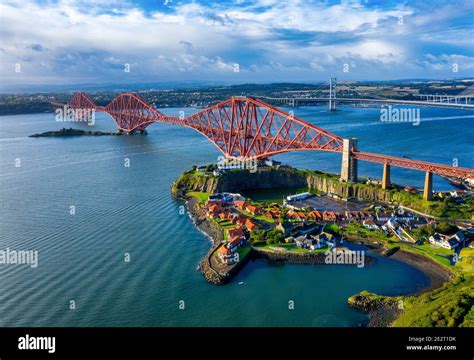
[172,163,474,327]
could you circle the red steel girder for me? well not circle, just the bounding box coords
[353,151,474,179]
[67,92,474,180]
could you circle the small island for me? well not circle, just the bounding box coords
[171,163,474,327]
[30,127,122,137]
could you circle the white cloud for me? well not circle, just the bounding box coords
[0,0,472,87]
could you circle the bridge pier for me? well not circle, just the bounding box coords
[382,164,391,189]
[340,138,358,183]
[423,172,433,201]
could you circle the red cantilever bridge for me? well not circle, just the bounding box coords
[68,92,474,200]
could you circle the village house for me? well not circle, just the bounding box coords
[376,211,394,222]
[227,236,245,252]
[308,210,322,221]
[234,200,249,210]
[226,227,245,239]
[294,235,307,248]
[230,214,247,225]
[322,211,338,221]
[217,246,235,264]
[428,233,459,250]
[245,204,261,216]
[219,210,233,221]
[363,219,378,230]
[345,211,359,221]
[315,232,336,247]
[244,218,259,232]
[307,235,329,250]
[275,221,293,235]
[235,215,249,227]
[265,209,282,220]
[288,210,307,221]
[284,236,295,243]
[394,209,414,222]
[207,204,224,219]
[209,192,245,204]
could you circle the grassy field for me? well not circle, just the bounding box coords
[386,241,454,268]
[187,191,210,203]
[254,243,329,253]
[237,244,251,260]
[341,222,395,242]
[456,247,474,272]
[392,275,473,327]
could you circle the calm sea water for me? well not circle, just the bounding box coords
[0,104,472,327]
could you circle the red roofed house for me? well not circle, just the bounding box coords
[227,236,245,251]
[234,200,249,210]
[226,226,245,239]
[288,209,307,221]
[323,211,338,221]
[217,245,235,264]
[245,204,261,216]
[244,218,259,232]
[219,210,232,221]
[207,204,224,219]
[308,210,322,221]
[235,215,248,226]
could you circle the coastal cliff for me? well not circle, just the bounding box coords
[171,166,473,218]
[171,166,401,202]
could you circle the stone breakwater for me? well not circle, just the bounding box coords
[178,194,250,285]
[181,196,225,284]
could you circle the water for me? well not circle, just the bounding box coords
[0,104,472,327]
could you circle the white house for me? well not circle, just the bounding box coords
[363,219,378,230]
[429,233,459,250]
[377,212,395,222]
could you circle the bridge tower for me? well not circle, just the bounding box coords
[423,172,433,201]
[329,77,337,111]
[382,163,391,189]
[340,138,358,182]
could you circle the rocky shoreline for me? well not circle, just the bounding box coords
[178,193,376,284]
[172,169,457,326]
[388,248,454,294]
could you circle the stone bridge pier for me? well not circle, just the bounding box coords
[340,138,358,183]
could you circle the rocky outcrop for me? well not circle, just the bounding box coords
[348,292,402,327]
[171,166,397,203]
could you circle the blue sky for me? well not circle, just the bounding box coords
[1,0,473,88]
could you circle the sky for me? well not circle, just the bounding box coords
[0,0,473,89]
